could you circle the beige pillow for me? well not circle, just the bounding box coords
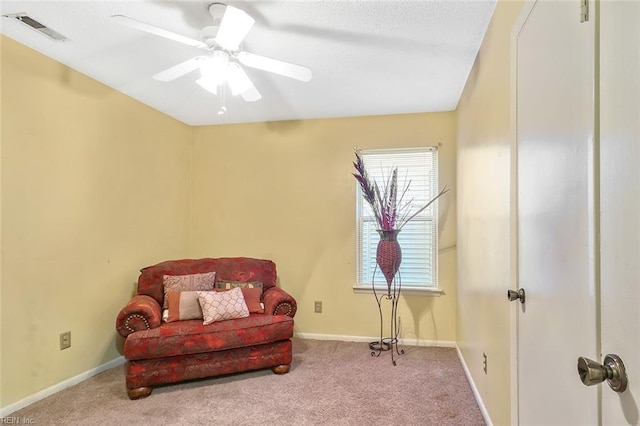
[197,288,249,325]
[162,272,216,308]
[165,291,203,322]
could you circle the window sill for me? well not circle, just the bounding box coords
[352,286,445,297]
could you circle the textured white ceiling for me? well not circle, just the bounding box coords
[0,1,496,126]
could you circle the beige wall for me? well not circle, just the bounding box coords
[456,1,524,425]
[190,113,457,342]
[0,36,191,407]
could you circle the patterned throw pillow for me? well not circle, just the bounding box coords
[197,287,250,325]
[165,291,203,322]
[162,272,217,308]
[215,280,263,298]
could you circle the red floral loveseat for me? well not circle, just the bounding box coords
[115,257,297,399]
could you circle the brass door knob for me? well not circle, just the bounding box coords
[507,288,525,303]
[577,354,628,393]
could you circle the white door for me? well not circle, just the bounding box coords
[515,0,597,424]
[515,0,639,424]
[600,0,640,424]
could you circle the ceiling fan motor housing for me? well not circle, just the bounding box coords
[203,3,234,50]
[208,3,227,25]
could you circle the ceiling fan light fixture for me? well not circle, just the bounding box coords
[200,50,229,87]
[227,63,252,96]
[214,5,255,51]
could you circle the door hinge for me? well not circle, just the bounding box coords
[580,0,589,23]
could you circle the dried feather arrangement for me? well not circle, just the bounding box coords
[352,151,449,231]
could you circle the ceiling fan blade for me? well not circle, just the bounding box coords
[111,15,207,49]
[237,52,312,82]
[153,56,205,81]
[214,5,255,51]
[227,63,262,102]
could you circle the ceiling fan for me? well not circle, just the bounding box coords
[112,3,313,102]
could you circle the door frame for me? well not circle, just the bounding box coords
[509,3,536,423]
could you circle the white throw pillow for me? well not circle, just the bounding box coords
[197,287,250,325]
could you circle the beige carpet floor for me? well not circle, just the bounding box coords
[10,339,485,425]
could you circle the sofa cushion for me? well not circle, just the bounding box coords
[124,314,294,361]
[125,340,293,390]
[198,288,250,325]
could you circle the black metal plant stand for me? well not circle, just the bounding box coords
[368,269,405,365]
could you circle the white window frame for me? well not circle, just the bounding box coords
[353,147,443,296]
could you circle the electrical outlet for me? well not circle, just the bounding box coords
[482,352,488,374]
[314,301,322,313]
[60,331,71,350]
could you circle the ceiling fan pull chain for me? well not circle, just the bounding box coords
[218,83,227,116]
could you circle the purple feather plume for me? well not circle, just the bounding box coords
[352,151,449,231]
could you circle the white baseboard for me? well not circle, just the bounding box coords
[456,345,493,426]
[294,332,456,348]
[0,356,126,417]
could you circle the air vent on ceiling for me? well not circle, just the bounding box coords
[2,13,68,41]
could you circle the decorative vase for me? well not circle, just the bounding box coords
[376,229,402,296]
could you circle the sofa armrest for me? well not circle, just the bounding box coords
[116,295,162,338]
[263,287,297,318]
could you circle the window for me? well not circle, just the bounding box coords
[355,148,440,291]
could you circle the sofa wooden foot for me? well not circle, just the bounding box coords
[272,364,291,374]
[128,387,153,400]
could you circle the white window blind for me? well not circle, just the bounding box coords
[356,148,439,288]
